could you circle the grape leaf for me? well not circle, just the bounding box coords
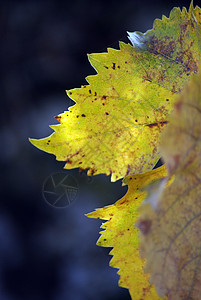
[87,165,167,299]
[30,3,201,181]
[138,69,201,299]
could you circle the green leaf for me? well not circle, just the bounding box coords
[138,68,201,299]
[128,1,201,78]
[87,165,167,299]
[30,3,201,181]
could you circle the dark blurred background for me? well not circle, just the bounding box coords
[0,0,199,299]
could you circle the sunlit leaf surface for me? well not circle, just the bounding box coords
[30,3,201,181]
[87,165,167,299]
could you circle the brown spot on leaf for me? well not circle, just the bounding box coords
[105,112,109,115]
[90,168,96,175]
[119,199,129,205]
[66,158,72,164]
[104,66,108,69]
[101,95,107,100]
[137,219,152,235]
[81,114,86,117]
[147,121,168,129]
[54,115,61,122]
[171,84,176,93]
[148,36,176,58]
[112,63,116,70]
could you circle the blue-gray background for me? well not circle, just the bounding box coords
[1,1,198,299]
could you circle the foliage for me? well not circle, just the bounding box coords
[30,3,200,181]
[30,2,201,299]
[138,69,201,300]
[87,165,167,299]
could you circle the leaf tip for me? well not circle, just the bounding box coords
[85,210,99,219]
[54,115,62,123]
[28,137,40,148]
[189,0,194,12]
[127,31,146,50]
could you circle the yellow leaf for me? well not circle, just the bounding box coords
[87,165,167,299]
[138,69,201,299]
[30,3,201,181]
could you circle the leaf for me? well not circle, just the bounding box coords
[128,2,201,77]
[138,69,201,299]
[87,165,167,299]
[30,3,201,181]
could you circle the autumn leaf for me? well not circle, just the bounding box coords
[128,2,201,76]
[138,69,201,299]
[87,165,167,299]
[30,3,201,181]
